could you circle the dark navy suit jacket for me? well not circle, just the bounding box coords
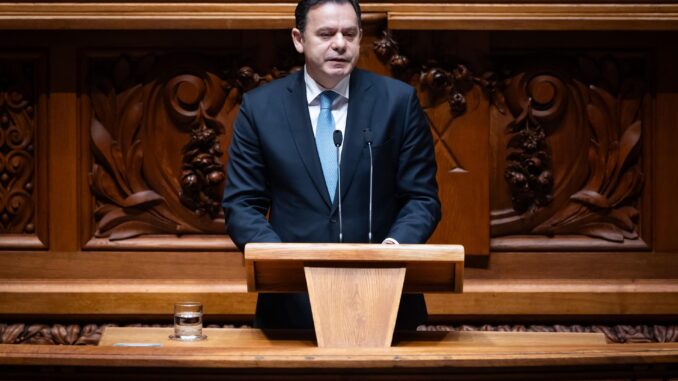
[222,68,441,329]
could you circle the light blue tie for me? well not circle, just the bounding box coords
[316,91,339,203]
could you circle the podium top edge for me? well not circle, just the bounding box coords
[244,243,464,263]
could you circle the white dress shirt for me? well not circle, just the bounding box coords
[304,67,350,157]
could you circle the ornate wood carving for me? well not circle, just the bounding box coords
[0,62,35,234]
[373,32,649,249]
[87,53,295,241]
[0,323,244,345]
[0,323,103,345]
[0,57,45,248]
[373,31,498,174]
[491,56,647,245]
[0,322,675,345]
[503,94,554,214]
[422,324,678,344]
[374,31,500,119]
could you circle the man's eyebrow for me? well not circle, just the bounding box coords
[316,27,337,33]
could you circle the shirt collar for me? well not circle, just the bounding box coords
[304,66,351,105]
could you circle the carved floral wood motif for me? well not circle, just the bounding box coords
[0,58,42,244]
[373,33,648,248]
[87,53,296,241]
[374,32,498,173]
[491,56,647,245]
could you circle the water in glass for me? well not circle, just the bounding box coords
[174,311,203,339]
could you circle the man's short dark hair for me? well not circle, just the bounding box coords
[295,0,362,33]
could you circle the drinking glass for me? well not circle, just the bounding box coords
[169,302,207,341]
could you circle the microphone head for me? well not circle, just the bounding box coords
[363,128,373,144]
[333,130,343,147]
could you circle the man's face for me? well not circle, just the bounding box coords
[292,2,362,89]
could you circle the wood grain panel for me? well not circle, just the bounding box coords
[306,267,404,347]
[50,45,78,252]
[0,251,244,279]
[428,85,490,253]
[426,292,678,316]
[654,37,678,252]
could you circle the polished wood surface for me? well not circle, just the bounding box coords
[49,46,78,253]
[245,244,464,294]
[0,327,672,369]
[305,267,405,348]
[245,243,465,262]
[99,327,608,347]
[0,4,676,30]
[1,250,677,316]
[386,4,678,30]
[99,327,318,347]
[5,343,678,368]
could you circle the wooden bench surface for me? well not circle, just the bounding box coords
[1,328,677,369]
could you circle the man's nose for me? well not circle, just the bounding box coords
[331,34,347,51]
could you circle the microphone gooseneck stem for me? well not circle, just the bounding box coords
[367,140,373,244]
[364,128,374,244]
[337,144,343,243]
[333,130,343,244]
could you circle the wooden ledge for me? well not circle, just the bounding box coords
[0,3,386,29]
[83,236,238,251]
[0,3,675,30]
[1,328,677,368]
[98,327,609,347]
[0,235,47,250]
[0,250,676,316]
[0,3,294,29]
[0,279,248,293]
[383,4,678,30]
[245,243,465,262]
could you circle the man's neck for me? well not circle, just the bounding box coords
[306,68,349,90]
[304,66,351,104]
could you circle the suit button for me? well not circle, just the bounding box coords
[330,218,337,223]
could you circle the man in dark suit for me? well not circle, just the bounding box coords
[222,0,441,329]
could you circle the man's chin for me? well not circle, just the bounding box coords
[323,65,353,78]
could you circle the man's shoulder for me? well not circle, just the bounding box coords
[244,69,301,100]
[354,68,414,95]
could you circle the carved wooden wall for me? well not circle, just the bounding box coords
[0,54,48,250]
[0,7,677,321]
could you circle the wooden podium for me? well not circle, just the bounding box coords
[244,243,464,348]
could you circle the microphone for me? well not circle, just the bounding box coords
[363,129,374,243]
[333,130,344,243]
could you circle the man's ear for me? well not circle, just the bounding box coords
[291,28,305,54]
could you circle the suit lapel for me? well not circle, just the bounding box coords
[284,71,332,208]
[332,69,375,214]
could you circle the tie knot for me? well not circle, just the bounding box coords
[319,91,337,110]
